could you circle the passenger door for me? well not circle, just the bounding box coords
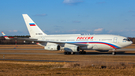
[113,37,117,43]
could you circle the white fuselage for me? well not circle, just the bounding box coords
[34,34,132,50]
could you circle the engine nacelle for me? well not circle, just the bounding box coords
[64,46,80,52]
[44,45,60,51]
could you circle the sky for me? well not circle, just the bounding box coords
[0,0,135,37]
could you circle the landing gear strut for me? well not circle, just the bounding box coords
[112,51,116,55]
[79,50,86,54]
[112,49,116,55]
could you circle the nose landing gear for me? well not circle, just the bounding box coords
[112,49,116,55]
[112,51,116,55]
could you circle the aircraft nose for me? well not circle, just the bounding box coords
[121,41,133,48]
[127,41,133,46]
[130,41,133,45]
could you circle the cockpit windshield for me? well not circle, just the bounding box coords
[123,38,131,41]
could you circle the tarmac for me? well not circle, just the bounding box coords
[0,48,135,55]
[0,48,135,62]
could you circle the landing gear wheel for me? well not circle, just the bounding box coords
[83,51,86,54]
[64,52,67,55]
[112,51,116,55]
[64,52,72,55]
[73,52,75,54]
[70,52,76,55]
[79,50,86,54]
[68,52,71,54]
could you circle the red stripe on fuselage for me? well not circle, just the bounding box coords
[88,43,117,49]
[76,42,117,49]
[89,43,116,49]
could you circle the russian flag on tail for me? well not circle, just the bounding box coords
[29,23,36,26]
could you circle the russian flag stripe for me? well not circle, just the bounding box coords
[68,42,120,49]
[29,23,36,26]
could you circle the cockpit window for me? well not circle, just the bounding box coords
[123,38,131,41]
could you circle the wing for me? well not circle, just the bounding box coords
[35,40,88,47]
[2,32,87,47]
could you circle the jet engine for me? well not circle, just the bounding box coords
[44,45,60,51]
[64,46,80,52]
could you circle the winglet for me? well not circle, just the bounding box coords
[1,32,10,39]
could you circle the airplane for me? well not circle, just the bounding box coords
[2,14,133,55]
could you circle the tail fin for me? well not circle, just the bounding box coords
[22,14,47,37]
[1,32,10,39]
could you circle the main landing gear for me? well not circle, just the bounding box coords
[64,50,86,55]
[64,52,75,55]
[79,50,86,54]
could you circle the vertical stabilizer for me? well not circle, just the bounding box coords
[22,14,47,37]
